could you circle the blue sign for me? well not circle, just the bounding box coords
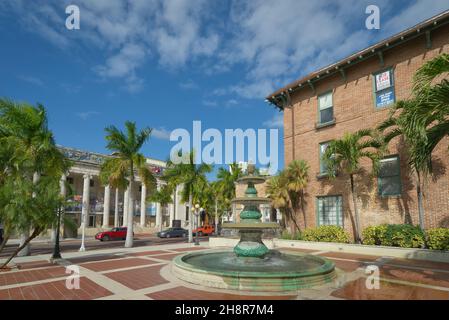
[376,88,395,108]
[146,203,156,216]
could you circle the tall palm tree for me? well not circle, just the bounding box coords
[378,53,449,230]
[322,129,384,243]
[378,100,431,231]
[284,160,310,229]
[216,163,242,219]
[266,173,293,231]
[163,150,212,242]
[102,121,156,248]
[0,99,69,256]
[408,53,449,167]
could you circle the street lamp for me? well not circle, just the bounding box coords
[51,205,62,259]
[79,212,86,252]
[194,204,200,246]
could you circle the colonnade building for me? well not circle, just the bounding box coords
[58,146,189,237]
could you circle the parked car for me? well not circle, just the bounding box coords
[95,227,132,241]
[193,225,215,236]
[157,227,188,238]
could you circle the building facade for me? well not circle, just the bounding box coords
[58,146,189,237]
[267,11,449,238]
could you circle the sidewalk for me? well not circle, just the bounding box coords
[0,241,448,300]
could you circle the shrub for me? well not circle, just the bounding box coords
[302,226,350,243]
[426,228,449,251]
[362,224,425,248]
[280,231,302,240]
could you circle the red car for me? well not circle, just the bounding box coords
[192,225,215,236]
[95,227,132,241]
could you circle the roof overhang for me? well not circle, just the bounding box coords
[266,10,449,110]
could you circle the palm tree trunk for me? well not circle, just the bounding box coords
[0,233,10,254]
[300,191,307,229]
[350,174,361,243]
[416,173,425,230]
[188,193,193,243]
[214,198,219,236]
[125,162,134,248]
[18,172,40,257]
[1,228,41,269]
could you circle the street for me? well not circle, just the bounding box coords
[0,234,209,258]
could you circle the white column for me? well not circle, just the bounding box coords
[123,187,129,227]
[140,183,147,227]
[169,202,174,227]
[80,174,90,252]
[155,182,162,230]
[114,188,119,227]
[102,185,111,228]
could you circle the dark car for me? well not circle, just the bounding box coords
[157,227,188,238]
[95,227,133,241]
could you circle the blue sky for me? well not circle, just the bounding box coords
[1,0,448,175]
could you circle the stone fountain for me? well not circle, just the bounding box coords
[171,165,336,292]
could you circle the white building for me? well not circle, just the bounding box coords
[58,146,189,237]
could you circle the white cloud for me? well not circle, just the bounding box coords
[17,75,44,87]
[76,111,100,120]
[179,79,198,90]
[152,127,171,140]
[263,113,283,129]
[202,100,218,107]
[4,0,449,99]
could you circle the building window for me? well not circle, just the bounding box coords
[378,156,402,196]
[373,68,396,109]
[318,91,334,124]
[317,196,343,227]
[90,179,94,187]
[319,142,330,174]
[67,177,74,184]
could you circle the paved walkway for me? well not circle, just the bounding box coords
[0,242,448,300]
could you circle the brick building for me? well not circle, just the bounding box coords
[266,11,449,238]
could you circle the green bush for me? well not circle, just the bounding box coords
[426,228,449,251]
[362,224,425,248]
[302,226,350,243]
[280,230,302,240]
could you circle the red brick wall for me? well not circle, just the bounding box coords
[283,24,449,238]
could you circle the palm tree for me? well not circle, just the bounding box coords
[322,129,384,243]
[378,53,449,230]
[216,163,242,220]
[284,160,310,229]
[0,99,69,256]
[378,101,432,231]
[411,54,449,166]
[266,172,294,232]
[102,121,156,248]
[163,150,212,242]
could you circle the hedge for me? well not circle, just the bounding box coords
[362,224,425,248]
[426,228,449,251]
[301,226,350,243]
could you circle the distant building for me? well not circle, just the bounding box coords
[58,146,189,236]
[266,11,449,237]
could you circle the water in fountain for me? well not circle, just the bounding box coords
[171,164,336,292]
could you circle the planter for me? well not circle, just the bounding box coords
[209,237,449,264]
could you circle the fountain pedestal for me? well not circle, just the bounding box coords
[171,165,336,292]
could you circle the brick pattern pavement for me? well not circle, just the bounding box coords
[1,246,448,300]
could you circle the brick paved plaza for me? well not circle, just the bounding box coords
[0,241,448,300]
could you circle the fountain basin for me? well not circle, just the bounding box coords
[172,249,336,292]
